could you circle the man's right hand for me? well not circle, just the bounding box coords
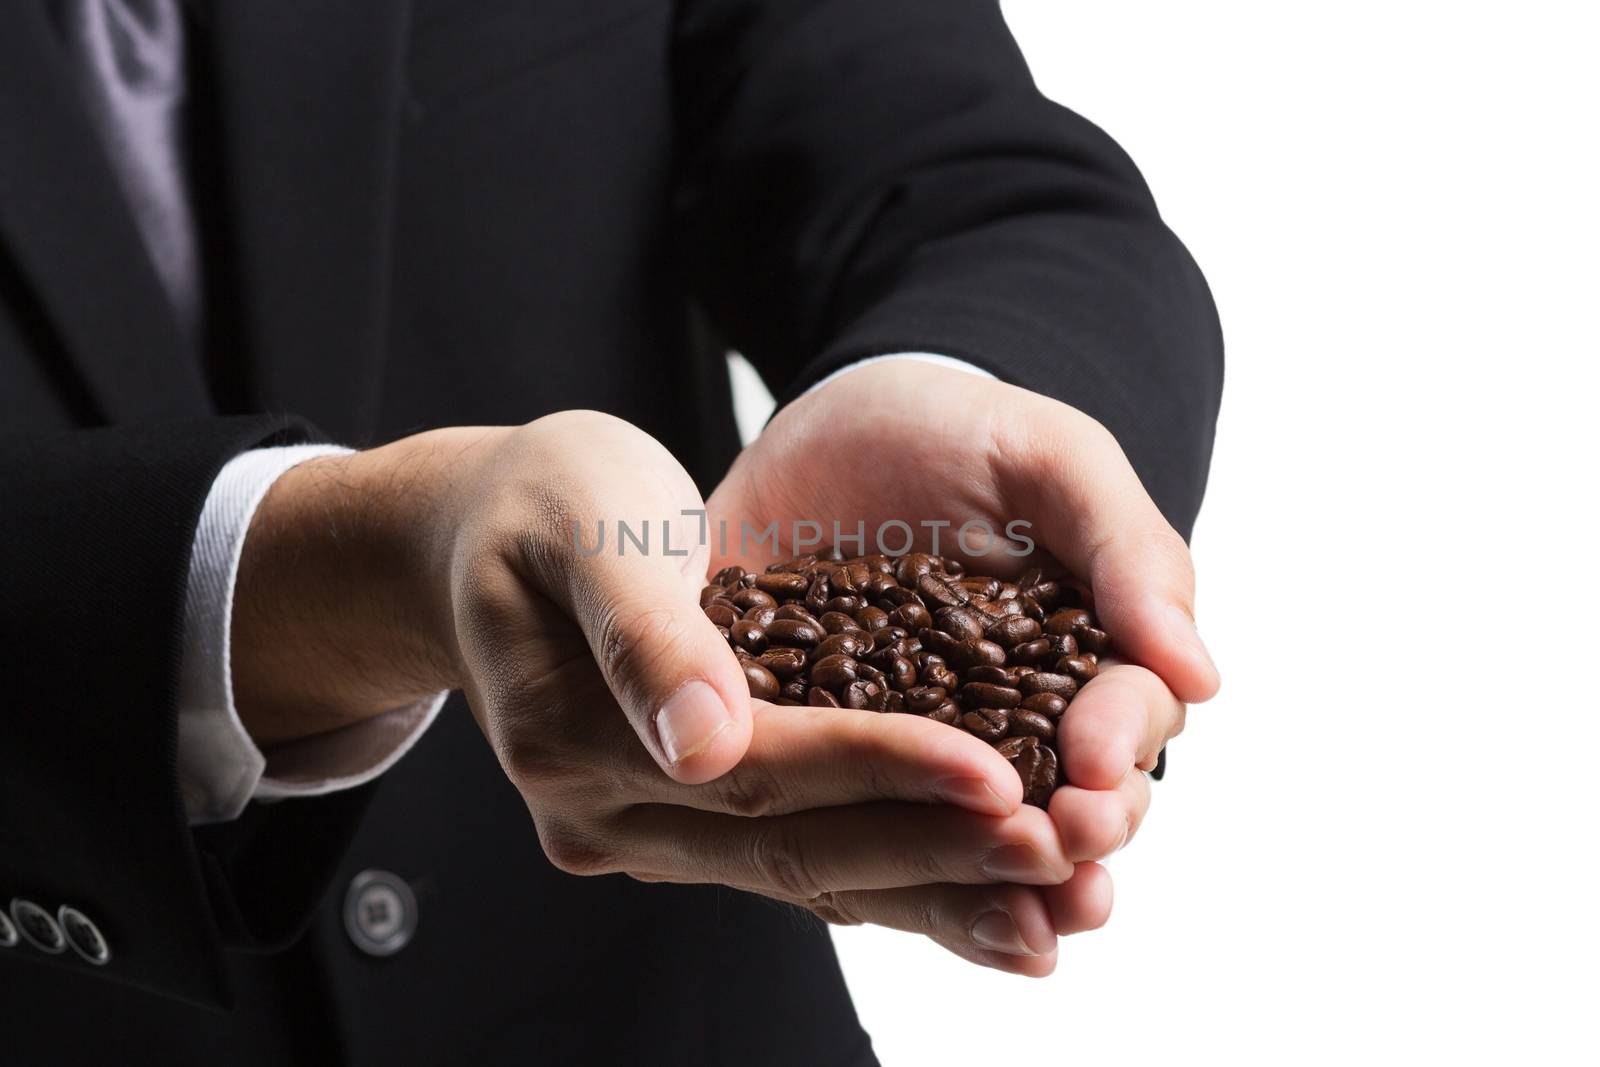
[234,412,1075,974]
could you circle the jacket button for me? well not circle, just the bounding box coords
[343,870,416,957]
[8,899,65,954]
[0,907,16,948]
[58,906,111,965]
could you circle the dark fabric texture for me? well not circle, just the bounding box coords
[0,0,1222,1062]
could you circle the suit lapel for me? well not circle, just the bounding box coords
[0,1,210,422]
[209,0,410,442]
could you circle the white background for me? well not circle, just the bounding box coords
[732,2,1599,1062]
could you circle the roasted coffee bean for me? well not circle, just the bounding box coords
[856,606,890,631]
[888,602,932,632]
[995,735,1058,807]
[925,701,961,725]
[965,665,1012,686]
[760,647,808,678]
[824,595,865,616]
[884,654,917,691]
[755,572,810,597]
[961,706,1009,741]
[704,602,739,628]
[935,605,986,641]
[1020,692,1068,719]
[713,565,748,587]
[871,625,910,651]
[1044,607,1091,637]
[780,678,808,702]
[855,661,889,690]
[815,631,871,660]
[955,577,1001,600]
[807,686,841,708]
[730,620,768,654]
[700,585,725,608]
[819,610,861,634]
[731,587,777,612]
[987,614,1042,648]
[883,690,907,713]
[916,572,967,609]
[878,586,919,607]
[810,654,860,691]
[1008,708,1055,740]
[774,604,821,627]
[840,680,874,710]
[864,575,900,599]
[805,576,831,615]
[716,625,732,644]
[1057,655,1098,683]
[1008,665,1037,681]
[767,618,823,648]
[949,638,1007,671]
[742,661,780,701]
[1008,638,1054,665]
[917,628,965,660]
[1076,626,1110,654]
[961,682,1022,709]
[741,604,778,627]
[894,552,938,585]
[768,554,818,574]
[922,662,960,691]
[905,685,948,713]
[1019,672,1078,700]
[1018,594,1045,623]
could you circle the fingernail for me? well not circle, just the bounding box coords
[655,680,733,766]
[981,843,1071,884]
[1165,605,1218,679]
[933,777,1010,816]
[970,910,1036,956]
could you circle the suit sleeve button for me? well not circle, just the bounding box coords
[8,899,65,954]
[343,870,417,957]
[58,906,111,965]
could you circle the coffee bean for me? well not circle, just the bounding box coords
[700,585,725,608]
[741,604,778,627]
[742,661,780,701]
[987,614,1041,648]
[916,573,967,609]
[871,625,910,652]
[961,682,1022,709]
[885,653,917,691]
[965,665,1012,686]
[730,619,768,654]
[934,605,986,641]
[755,572,811,597]
[780,678,808,702]
[760,647,808,678]
[810,654,860,691]
[1057,655,1098,683]
[855,606,890,631]
[995,735,1058,807]
[704,602,739,628]
[767,618,823,648]
[925,701,961,725]
[905,685,948,713]
[1020,692,1068,719]
[712,565,747,587]
[960,706,1009,741]
[816,631,871,660]
[894,552,938,585]
[807,686,841,708]
[1018,672,1077,700]
[842,680,877,710]
[1008,638,1054,665]
[1076,626,1110,654]
[773,604,820,626]
[731,587,777,612]
[883,690,907,713]
[819,610,861,634]
[824,596,864,616]
[1008,708,1055,740]
[1044,607,1090,637]
[888,602,932,632]
[805,575,831,615]
[949,638,1006,671]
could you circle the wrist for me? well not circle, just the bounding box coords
[232,426,501,744]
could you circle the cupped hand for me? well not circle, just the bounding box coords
[706,361,1220,935]
[429,412,1076,974]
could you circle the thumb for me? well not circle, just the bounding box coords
[567,529,755,785]
[1013,414,1221,705]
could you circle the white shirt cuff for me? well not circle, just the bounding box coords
[805,352,997,395]
[177,445,448,824]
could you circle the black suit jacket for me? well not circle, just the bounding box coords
[0,1,1223,1063]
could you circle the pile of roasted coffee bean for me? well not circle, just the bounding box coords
[701,552,1107,807]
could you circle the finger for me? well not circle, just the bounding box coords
[804,883,1059,977]
[1059,662,1186,790]
[1048,768,1152,863]
[616,800,1074,896]
[530,414,753,785]
[639,703,1024,817]
[996,402,1220,704]
[1042,860,1114,936]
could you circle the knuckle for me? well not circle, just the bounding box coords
[749,822,823,900]
[711,765,789,818]
[537,821,617,877]
[593,600,687,692]
[804,891,864,928]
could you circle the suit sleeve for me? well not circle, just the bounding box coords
[0,417,374,1008]
[671,0,1224,537]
